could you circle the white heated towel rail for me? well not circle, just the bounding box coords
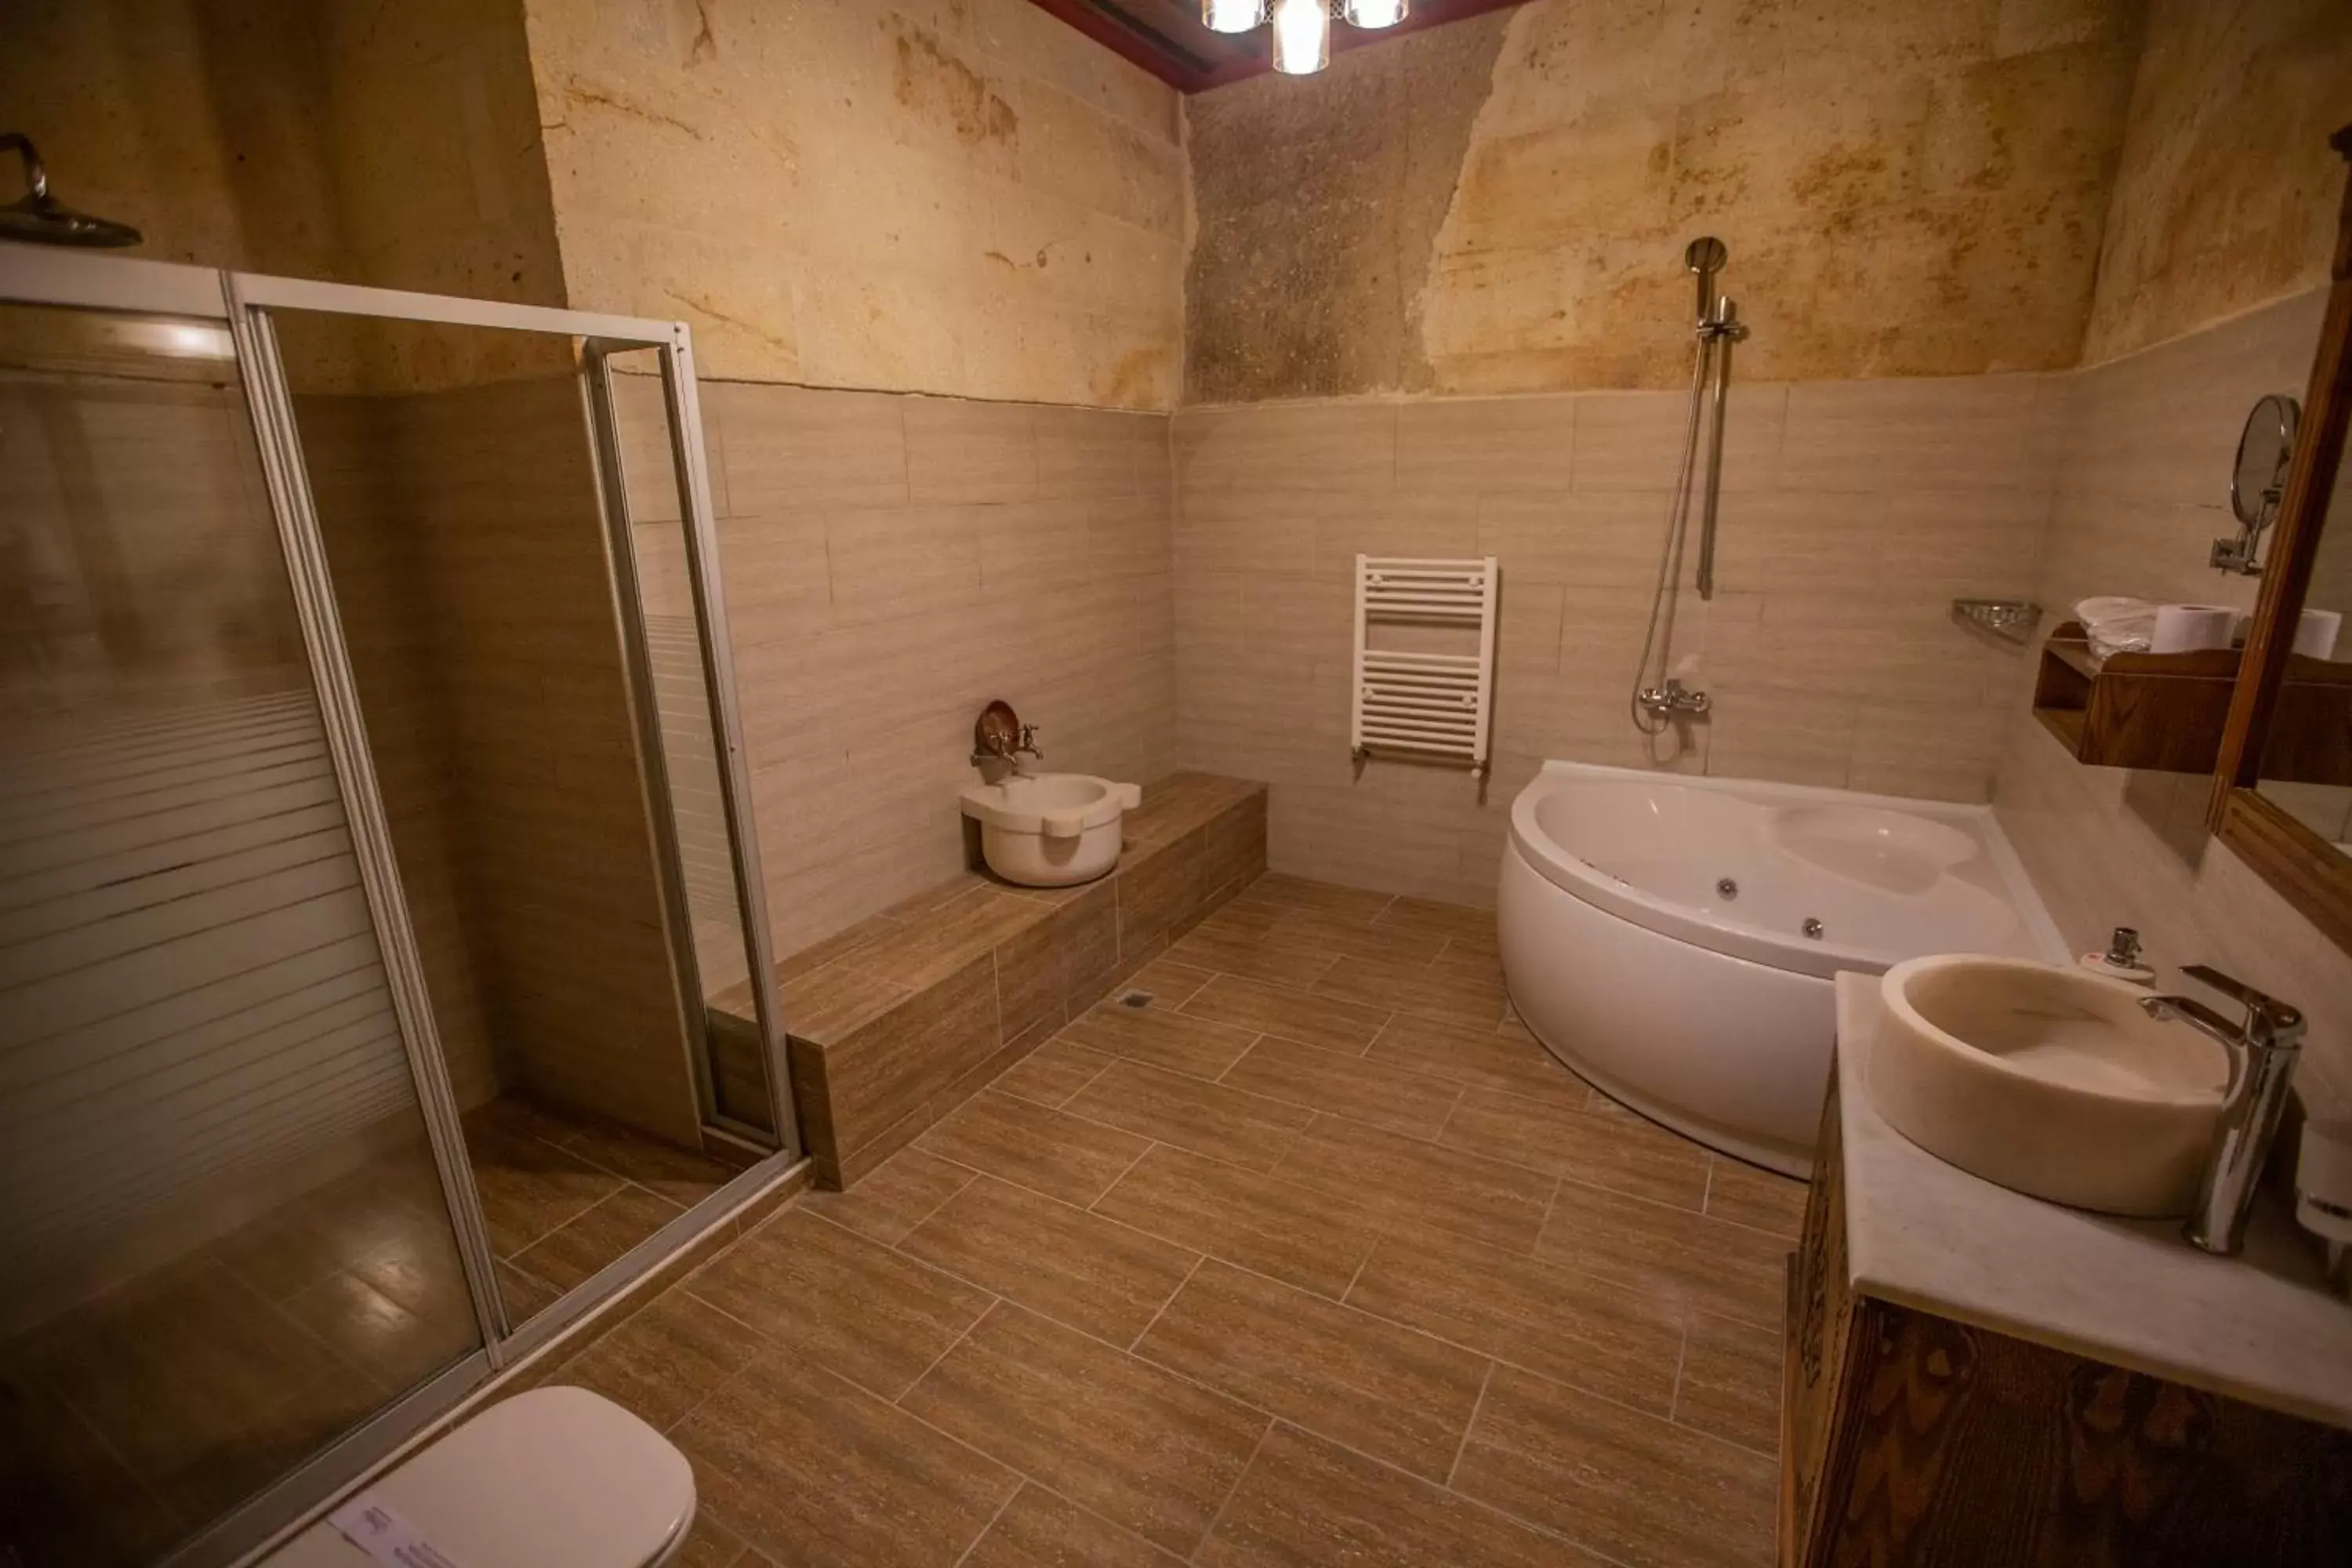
[1349,554,1499,779]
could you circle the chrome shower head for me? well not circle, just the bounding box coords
[0,134,143,249]
[1683,235,1727,325]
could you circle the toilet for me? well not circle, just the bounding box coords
[270,1385,695,1567]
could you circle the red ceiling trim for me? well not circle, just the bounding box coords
[1022,0,1534,94]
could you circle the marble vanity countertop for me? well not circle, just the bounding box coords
[1835,971,2352,1432]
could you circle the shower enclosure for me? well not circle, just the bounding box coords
[0,246,795,1567]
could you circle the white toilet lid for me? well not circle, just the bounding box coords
[270,1385,696,1568]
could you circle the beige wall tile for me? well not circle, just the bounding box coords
[712,382,909,514]
[906,396,1041,504]
[1396,397,1576,494]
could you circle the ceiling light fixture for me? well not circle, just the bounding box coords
[1204,0,1409,75]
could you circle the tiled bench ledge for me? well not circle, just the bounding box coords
[712,773,1267,1189]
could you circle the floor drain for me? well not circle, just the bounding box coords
[1118,989,1155,1009]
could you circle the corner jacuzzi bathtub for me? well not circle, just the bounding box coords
[1499,761,2065,1178]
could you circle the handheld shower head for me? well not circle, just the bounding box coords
[0,134,143,249]
[1683,235,1727,326]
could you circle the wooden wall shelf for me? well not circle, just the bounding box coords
[2033,621,2352,779]
[2031,621,2241,772]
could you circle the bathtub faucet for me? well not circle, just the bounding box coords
[2139,964,2304,1255]
[1635,678,1711,720]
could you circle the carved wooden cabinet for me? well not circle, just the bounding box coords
[1782,1081,2352,1567]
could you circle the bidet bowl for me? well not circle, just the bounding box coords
[1870,955,2229,1216]
[960,773,1142,887]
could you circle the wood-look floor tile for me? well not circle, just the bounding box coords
[1537,1182,1790,1329]
[961,1483,1183,1567]
[902,1304,1268,1557]
[282,1269,474,1396]
[1198,1424,1596,1568]
[1315,955,1508,1030]
[1377,895,1499,950]
[561,1119,742,1207]
[1218,1036,1461,1142]
[673,1509,753,1568]
[1179,974,1389,1054]
[675,1340,1019,1568]
[900,1176,1199,1345]
[995,1036,1119,1109]
[206,1204,350,1302]
[1432,942,1506,989]
[1232,875,1396,924]
[917,1090,1152,1206]
[464,1123,623,1258]
[38,1261,354,1523]
[1060,1001,1261,1080]
[1185,899,1286,940]
[1674,1309,1782,1456]
[1262,909,1450,967]
[1163,923,1341,989]
[1134,1260,1490,1482]
[687,1208,991,1399]
[511,1183,684,1293]
[1345,1230,1679,1414]
[0,1362,183,1568]
[496,1260,561,1323]
[1065,1062,1313,1173]
[1364,1014,1586,1105]
[1452,1365,1776,1568]
[1706,1158,1809,1239]
[1440,1087,1711,1210]
[559,1288,765,1432]
[1276,1117,1555,1254]
[1125,957,1217,1009]
[797,1149,975,1245]
[1090,1145,1383,1300]
[463,1094,587,1151]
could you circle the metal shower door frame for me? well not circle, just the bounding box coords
[221,269,800,1160]
[579,333,797,1149]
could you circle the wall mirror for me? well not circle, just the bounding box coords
[2211,126,2352,949]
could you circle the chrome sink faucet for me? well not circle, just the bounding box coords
[2140,965,2307,1255]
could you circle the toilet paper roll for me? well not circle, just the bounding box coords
[2294,608,2343,662]
[2151,603,2238,655]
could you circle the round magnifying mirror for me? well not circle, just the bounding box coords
[2231,393,2301,526]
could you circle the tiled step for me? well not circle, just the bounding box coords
[710,773,1266,1188]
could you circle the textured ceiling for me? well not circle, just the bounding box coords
[1022,0,1530,92]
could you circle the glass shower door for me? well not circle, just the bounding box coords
[241,287,791,1341]
[0,299,488,1567]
